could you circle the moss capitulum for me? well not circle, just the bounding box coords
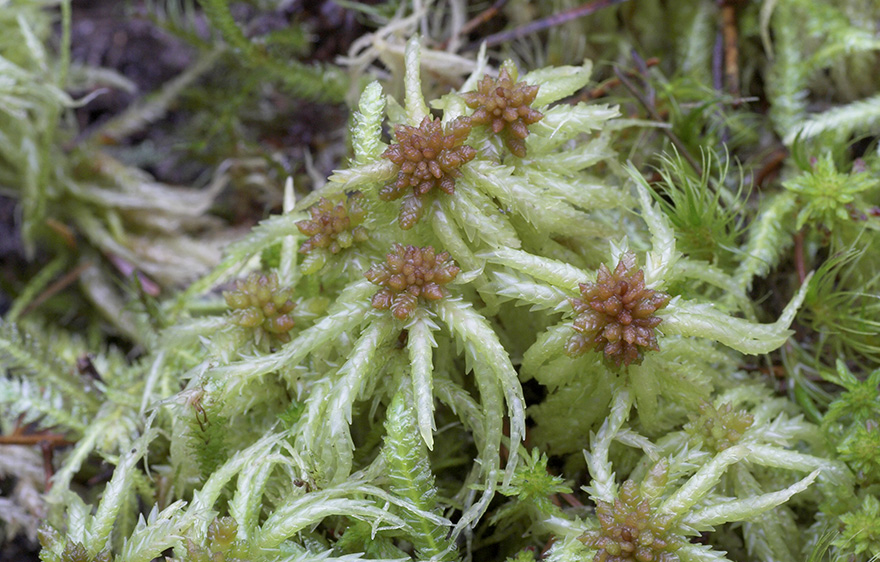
[838,419,880,482]
[223,272,296,342]
[59,543,111,562]
[580,480,679,562]
[462,67,544,158]
[186,517,248,562]
[380,116,476,229]
[296,193,368,255]
[365,244,460,320]
[566,252,670,367]
[684,402,754,453]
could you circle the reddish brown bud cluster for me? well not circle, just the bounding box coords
[566,252,670,367]
[223,273,296,343]
[380,116,476,229]
[580,480,678,562]
[462,68,543,158]
[296,193,368,255]
[365,244,460,320]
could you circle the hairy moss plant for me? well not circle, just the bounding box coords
[646,151,749,269]
[801,248,880,366]
[832,495,880,561]
[783,152,879,234]
[482,447,572,549]
[195,0,348,103]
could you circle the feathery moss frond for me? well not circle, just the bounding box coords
[196,0,347,102]
[785,94,880,144]
[382,386,455,560]
[0,320,101,414]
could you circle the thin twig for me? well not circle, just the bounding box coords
[439,0,508,50]
[613,67,704,178]
[712,29,724,92]
[0,433,73,447]
[19,260,94,318]
[754,148,787,188]
[3,419,73,490]
[41,441,55,490]
[794,229,807,284]
[0,434,72,446]
[580,57,660,100]
[45,218,77,248]
[465,0,630,50]
[720,0,741,99]
[631,50,655,107]
[561,492,584,507]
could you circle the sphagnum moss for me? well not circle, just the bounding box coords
[684,402,754,453]
[5,21,879,562]
[296,193,369,256]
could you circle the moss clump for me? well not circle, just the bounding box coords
[185,517,250,562]
[838,420,880,483]
[833,495,880,561]
[296,193,369,256]
[57,542,111,562]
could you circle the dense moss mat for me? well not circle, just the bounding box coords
[2,2,880,561]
